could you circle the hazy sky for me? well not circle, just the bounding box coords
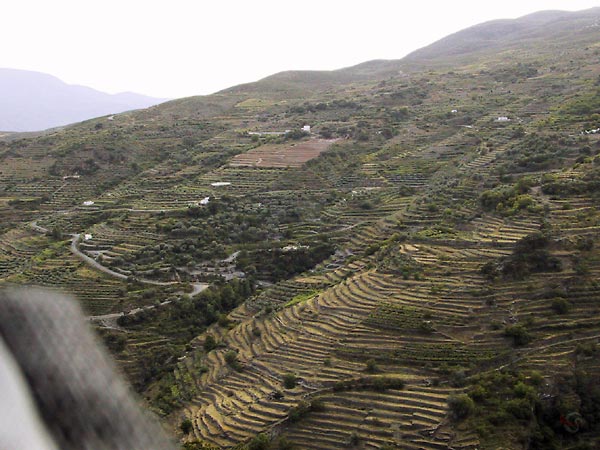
[3,0,599,99]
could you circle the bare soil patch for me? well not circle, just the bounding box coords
[230,138,338,168]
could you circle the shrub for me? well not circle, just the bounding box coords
[504,325,532,346]
[180,418,193,435]
[218,314,231,327]
[365,359,378,373]
[575,342,597,356]
[469,384,488,402]
[49,226,64,240]
[288,400,311,422]
[550,297,570,314]
[248,433,270,450]
[287,399,326,423]
[225,350,243,371]
[182,441,219,450]
[285,129,309,140]
[448,394,475,420]
[504,398,533,420]
[102,332,127,353]
[273,436,295,450]
[310,398,326,412]
[203,334,217,352]
[513,381,534,399]
[283,373,298,389]
[484,233,562,280]
[332,376,404,392]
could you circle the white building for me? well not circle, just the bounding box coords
[302,125,311,133]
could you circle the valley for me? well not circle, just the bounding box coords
[1,8,600,450]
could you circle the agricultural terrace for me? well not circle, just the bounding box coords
[2,11,600,449]
[230,138,338,168]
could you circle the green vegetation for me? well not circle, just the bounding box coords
[481,232,562,280]
[287,398,326,423]
[480,177,539,215]
[284,289,319,307]
[448,394,475,420]
[180,418,193,435]
[236,240,335,283]
[2,8,600,450]
[503,324,533,347]
[282,373,298,389]
[465,368,600,449]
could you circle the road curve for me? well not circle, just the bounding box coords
[30,221,210,290]
[70,234,129,280]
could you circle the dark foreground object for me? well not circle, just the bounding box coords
[0,287,174,450]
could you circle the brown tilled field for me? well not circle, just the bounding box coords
[230,138,338,168]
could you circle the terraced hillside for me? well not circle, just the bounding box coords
[1,7,600,450]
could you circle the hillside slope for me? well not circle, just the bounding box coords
[403,7,600,64]
[0,8,600,450]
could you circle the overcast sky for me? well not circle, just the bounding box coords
[2,0,599,99]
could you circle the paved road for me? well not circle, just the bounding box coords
[190,282,210,296]
[30,221,198,286]
[70,234,192,287]
[29,220,211,328]
[89,283,209,329]
[70,234,129,280]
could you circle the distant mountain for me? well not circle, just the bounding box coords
[0,69,168,132]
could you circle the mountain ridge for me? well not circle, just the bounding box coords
[152,7,600,118]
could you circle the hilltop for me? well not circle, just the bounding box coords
[1,7,600,450]
[0,68,167,132]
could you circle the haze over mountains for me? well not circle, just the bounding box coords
[2,6,600,450]
[0,68,167,132]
